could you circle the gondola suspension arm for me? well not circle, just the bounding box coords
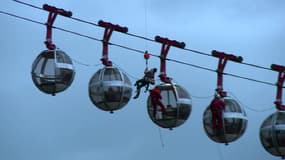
[42,4,72,50]
[155,36,185,83]
[271,64,285,110]
[98,20,128,66]
[212,50,243,97]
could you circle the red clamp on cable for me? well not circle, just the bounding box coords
[144,51,150,60]
[155,36,185,48]
[144,51,150,68]
[212,50,243,63]
[98,20,128,33]
[271,64,285,110]
[42,4,72,50]
[212,50,243,97]
[98,20,128,66]
[155,36,185,83]
[43,4,72,17]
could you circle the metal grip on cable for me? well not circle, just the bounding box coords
[212,50,243,63]
[155,36,185,49]
[271,64,285,72]
[271,64,285,110]
[43,4,72,17]
[98,20,128,66]
[155,35,186,83]
[98,20,128,33]
[212,50,243,97]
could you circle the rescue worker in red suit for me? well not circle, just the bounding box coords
[150,86,167,118]
[210,92,225,129]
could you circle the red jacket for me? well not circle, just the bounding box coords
[150,87,162,100]
[210,98,225,112]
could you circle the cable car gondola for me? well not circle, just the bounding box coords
[31,49,75,96]
[89,66,132,113]
[203,96,247,144]
[146,36,191,129]
[31,5,74,95]
[203,50,247,144]
[260,111,285,159]
[260,64,285,159]
[147,83,191,129]
[88,20,131,113]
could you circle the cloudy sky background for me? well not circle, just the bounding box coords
[0,0,285,160]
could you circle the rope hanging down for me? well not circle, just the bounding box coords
[0,10,284,89]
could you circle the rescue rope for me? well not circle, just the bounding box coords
[216,144,225,160]
[158,127,165,148]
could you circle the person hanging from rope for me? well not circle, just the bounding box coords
[210,92,225,130]
[133,67,157,99]
[133,51,157,99]
[150,86,167,118]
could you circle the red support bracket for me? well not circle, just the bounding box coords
[271,64,285,110]
[42,4,72,50]
[212,50,243,97]
[98,20,128,66]
[155,36,185,83]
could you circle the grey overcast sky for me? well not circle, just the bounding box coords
[0,0,285,160]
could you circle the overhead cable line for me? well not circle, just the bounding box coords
[12,0,274,72]
[0,10,284,89]
[0,10,44,25]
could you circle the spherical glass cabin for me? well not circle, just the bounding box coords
[203,97,247,144]
[260,111,285,159]
[31,49,75,96]
[147,83,192,129]
[88,66,132,113]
